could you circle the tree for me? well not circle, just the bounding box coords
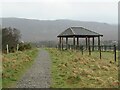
[2,27,21,52]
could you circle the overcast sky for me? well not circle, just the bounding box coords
[0,0,119,24]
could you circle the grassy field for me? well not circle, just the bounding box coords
[47,48,119,88]
[2,48,39,88]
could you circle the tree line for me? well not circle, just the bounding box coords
[1,27,119,53]
[2,27,32,53]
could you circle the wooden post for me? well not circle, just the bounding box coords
[79,38,80,50]
[99,46,101,59]
[81,45,83,55]
[88,38,91,55]
[77,37,79,49]
[17,44,19,51]
[73,36,75,50]
[114,45,116,62]
[98,36,100,50]
[6,44,9,54]
[86,37,88,50]
[66,37,68,50]
[62,37,63,50]
[88,37,90,55]
[92,37,94,51]
[89,45,91,55]
[59,37,61,50]
[88,37,90,46]
[68,44,70,49]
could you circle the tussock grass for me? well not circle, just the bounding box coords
[47,48,119,88]
[2,48,39,88]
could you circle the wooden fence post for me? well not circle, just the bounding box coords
[114,45,116,62]
[17,44,19,51]
[6,44,9,54]
[99,46,101,59]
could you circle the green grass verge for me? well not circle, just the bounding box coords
[2,48,39,88]
[46,48,119,88]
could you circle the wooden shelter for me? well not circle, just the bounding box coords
[57,27,103,50]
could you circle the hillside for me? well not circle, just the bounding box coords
[0,18,118,42]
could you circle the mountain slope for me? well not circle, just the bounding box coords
[1,18,118,41]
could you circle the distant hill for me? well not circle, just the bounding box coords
[0,18,118,42]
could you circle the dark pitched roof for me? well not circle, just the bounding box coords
[57,27,103,37]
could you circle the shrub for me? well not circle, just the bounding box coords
[19,43,32,51]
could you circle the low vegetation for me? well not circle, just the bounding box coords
[2,48,39,88]
[47,48,119,88]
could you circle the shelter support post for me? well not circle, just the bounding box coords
[86,37,88,50]
[66,37,68,50]
[88,37,90,47]
[73,36,75,49]
[62,37,63,50]
[92,37,94,51]
[59,37,61,50]
[88,37,91,55]
[77,37,79,46]
[77,37,79,49]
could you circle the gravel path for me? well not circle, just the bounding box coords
[16,49,51,88]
